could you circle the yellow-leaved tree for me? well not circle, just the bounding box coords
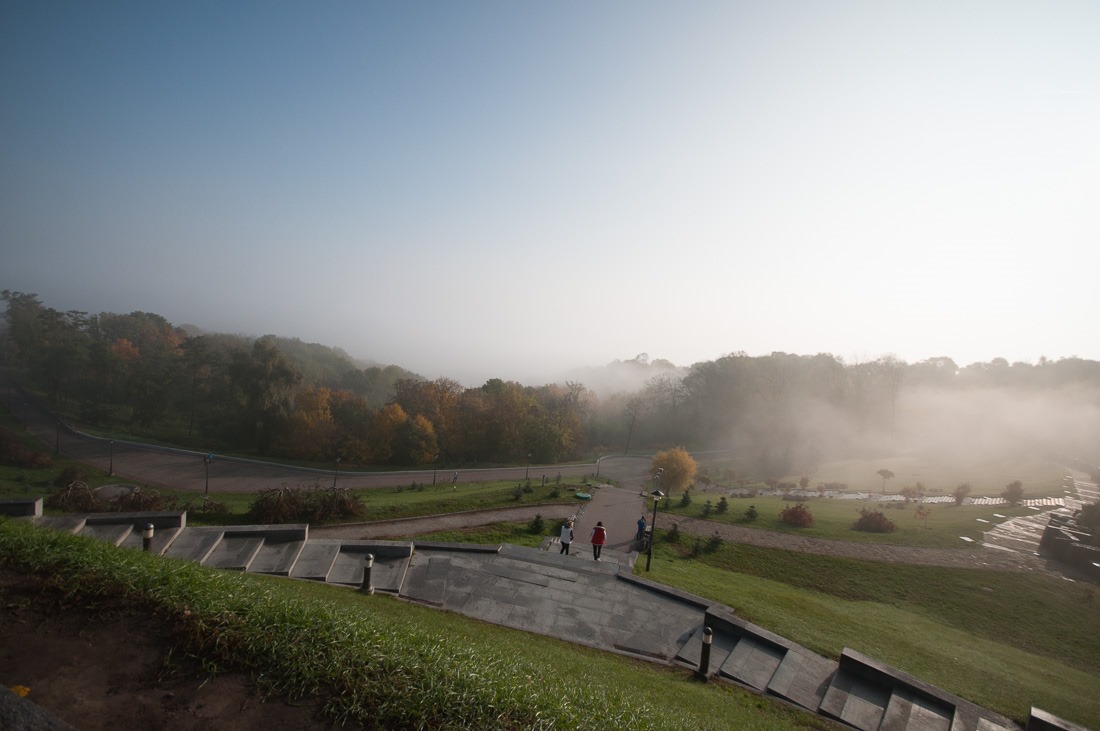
[650,447,697,496]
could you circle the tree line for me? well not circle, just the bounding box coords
[4,291,1099,474]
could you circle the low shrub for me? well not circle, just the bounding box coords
[665,523,681,544]
[53,464,88,488]
[852,508,898,533]
[45,481,101,512]
[0,427,52,469]
[249,485,365,524]
[778,502,815,528]
[529,514,545,534]
[744,504,758,522]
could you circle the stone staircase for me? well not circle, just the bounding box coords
[4,498,1092,731]
[671,607,1023,731]
[28,509,413,592]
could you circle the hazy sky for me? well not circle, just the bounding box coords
[2,1,1098,386]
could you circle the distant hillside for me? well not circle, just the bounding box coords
[562,352,687,397]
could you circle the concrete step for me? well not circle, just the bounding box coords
[118,525,183,555]
[674,624,737,674]
[248,539,307,575]
[879,686,953,731]
[34,515,87,534]
[204,534,265,571]
[162,527,225,564]
[819,668,891,731]
[79,522,133,546]
[818,649,1019,731]
[289,540,341,582]
[767,647,838,713]
[325,543,413,593]
[719,634,787,690]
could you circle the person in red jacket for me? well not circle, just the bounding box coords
[591,521,607,561]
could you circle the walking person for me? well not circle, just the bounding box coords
[559,519,574,555]
[635,515,647,542]
[591,521,607,561]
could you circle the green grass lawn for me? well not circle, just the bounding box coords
[644,540,1100,728]
[0,519,835,731]
[785,455,1066,497]
[696,454,1066,497]
[664,493,1034,548]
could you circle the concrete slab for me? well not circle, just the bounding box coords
[248,540,307,575]
[161,527,224,564]
[288,541,340,581]
[0,498,42,517]
[675,624,738,674]
[767,648,837,712]
[719,635,786,690]
[80,522,133,545]
[1027,707,1094,731]
[819,670,890,731]
[118,526,183,555]
[204,535,264,570]
[976,719,1017,731]
[34,515,86,534]
[880,686,953,731]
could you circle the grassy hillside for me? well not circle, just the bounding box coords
[0,519,836,731]
[421,522,1100,728]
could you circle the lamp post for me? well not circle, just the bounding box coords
[645,468,665,572]
[525,453,531,481]
[204,453,214,495]
[108,440,115,476]
[645,487,664,572]
[332,456,341,488]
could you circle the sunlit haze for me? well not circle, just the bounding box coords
[3,2,1098,386]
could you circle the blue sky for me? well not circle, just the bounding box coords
[2,1,1098,385]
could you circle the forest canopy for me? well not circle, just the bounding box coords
[3,291,1099,475]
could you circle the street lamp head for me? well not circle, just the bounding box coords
[651,489,665,499]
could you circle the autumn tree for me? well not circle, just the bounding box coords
[650,447,697,496]
[276,385,336,461]
[370,403,409,464]
[403,414,438,465]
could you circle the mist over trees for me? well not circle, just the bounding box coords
[3,291,1099,475]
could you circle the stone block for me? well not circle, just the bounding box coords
[288,541,340,581]
[719,635,786,690]
[767,648,837,712]
[820,669,890,731]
